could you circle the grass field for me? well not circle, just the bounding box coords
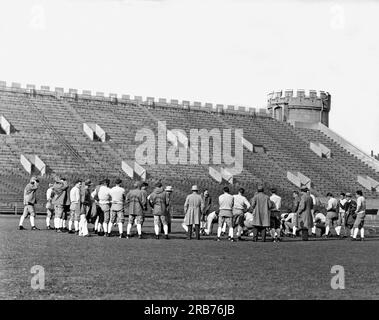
[1,215,379,300]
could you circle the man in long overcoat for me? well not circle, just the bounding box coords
[184,185,204,240]
[249,186,274,242]
[296,187,314,241]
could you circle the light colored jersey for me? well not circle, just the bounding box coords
[233,194,250,211]
[91,185,111,204]
[110,186,125,204]
[314,212,326,223]
[46,187,54,201]
[219,193,234,211]
[356,196,366,213]
[339,198,347,213]
[327,197,338,211]
[70,186,80,204]
[270,194,282,211]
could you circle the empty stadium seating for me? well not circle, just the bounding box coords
[0,84,378,216]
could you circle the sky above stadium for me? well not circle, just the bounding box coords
[0,0,378,154]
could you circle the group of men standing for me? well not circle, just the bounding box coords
[18,176,367,241]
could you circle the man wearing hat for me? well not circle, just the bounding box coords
[249,186,273,242]
[164,186,173,233]
[149,182,170,239]
[125,181,147,239]
[108,178,126,238]
[51,176,69,232]
[184,185,204,240]
[296,187,314,241]
[45,182,55,230]
[18,176,40,230]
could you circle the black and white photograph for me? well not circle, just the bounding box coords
[0,0,379,307]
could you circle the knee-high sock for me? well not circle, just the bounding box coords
[137,223,142,235]
[228,227,234,238]
[127,223,132,235]
[74,221,79,231]
[163,224,168,235]
[94,217,99,230]
[154,224,160,235]
[222,222,227,233]
[19,216,25,227]
[96,223,102,232]
[353,228,359,238]
[68,220,73,231]
[325,225,330,235]
[60,219,64,228]
[292,226,297,235]
[46,217,50,227]
[30,216,35,227]
[103,222,108,233]
[350,228,354,236]
[118,222,123,235]
[53,218,58,229]
[182,223,188,232]
[107,222,113,234]
[217,227,222,238]
[311,226,316,234]
[83,220,89,236]
[335,226,341,235]
[237,226,242,237]
[360,228,365,238]
[78,218,83,235]
[62,220,66,228]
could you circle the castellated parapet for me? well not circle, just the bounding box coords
[267,89,331,127]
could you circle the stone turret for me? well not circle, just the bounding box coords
[267,89,331,127]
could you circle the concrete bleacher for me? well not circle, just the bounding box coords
[0,83,378,217]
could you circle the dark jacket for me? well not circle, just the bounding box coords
[345,199,357,227]
[126,188,147,216]
[296,193,314,229]
[149,187,169,216]
[52,180,69,206]
[250,191,274,227]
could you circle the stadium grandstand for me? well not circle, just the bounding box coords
[0,81,378,227]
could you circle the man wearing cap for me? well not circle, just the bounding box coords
[217,186,234,241]
[184,185,204,240]
[352,190,366,241]
[68,180,82,234]
[91,178,111,236]
[125,182,147,239]
[52,176,69,232]
[249,186,273,242]
[45,182,55,230]
[18,176,40,230]
[296,187,314,241]
[108,178,126,238]
[324,192,338,238]
[232,188,250,241]
[149,182,170,239]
